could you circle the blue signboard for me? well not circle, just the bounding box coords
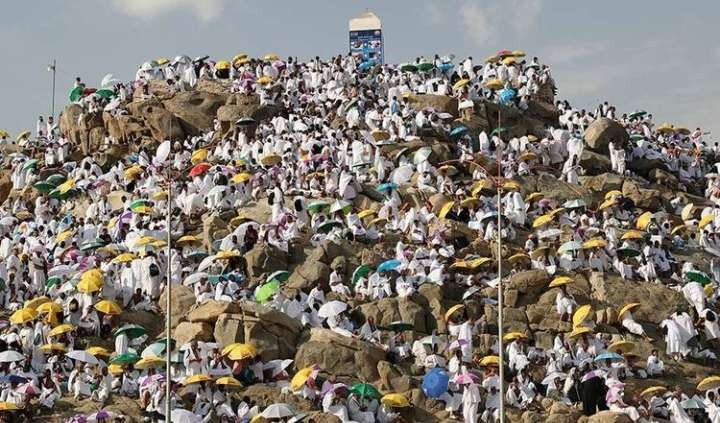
[349,29,384,65]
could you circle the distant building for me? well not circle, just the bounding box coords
[348,11,384,65]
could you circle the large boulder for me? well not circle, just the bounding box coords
[162,91,225,135]
[143,105,185,142]
[579,173,624,194]
[295,328,386,381]
[357,297,434,334]
[201,213,227,253]
[59,104,84,146]
[519,173,593,206]
[584,117,629,154]
[622,179,663,211]
[587,411,633,423]
[245,244,289,280]
[188,300,240,323]
[286,259,330,291]
[579,150,613,176]
[504,270,550,306]
[0,170,12,205]
[172,321,213,345]
[159,284,195,329]
[408,95,458,116]
[214,303,303,360]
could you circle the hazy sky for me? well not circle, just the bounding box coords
[1,1,718,136]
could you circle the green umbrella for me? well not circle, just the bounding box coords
[255,280,280,303]
[266,270,290,284]
[46,276,61,289]
[142,338,174,358]
[352,265,372,285]
[110,352,140,364]
[307,202,329,215]
[616,247,641,258]
[69,86,83,102]
[80,239,106,251]
[317,220,343,234]
[33,182,56,192]
[350,383,381,399]
[491,127,508,136]
[114,324,147,339]
[45,174,66,186]
[629,134,645,142]
[95,89,115,99]
[400,64,418,72]
[417,63,435,72]
[49,188,77,200]
[22,159,39,172]
[686,270,712,285]
[628,110,647,120]
[380,321,414,332]
[129,199,152,211]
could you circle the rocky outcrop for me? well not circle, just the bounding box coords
[584,117,629,154]
[162,91,225,135]
[172,321,213,345]
[188,300,240,323]
[159,284,195,329]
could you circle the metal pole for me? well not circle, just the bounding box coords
[496,111,505,423]
[165,181,172,421]
[49,60,56,119]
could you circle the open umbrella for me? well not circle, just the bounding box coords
[376,182,398,193]
[351,383,381,399]
[189,163,210,177]
[10,308,37,324]
[134,356,165,369]
[608,341,635,354]
[697,376,720,391]
[261,403,296,419]
[227,343,258,360]
[380,321,414,332]
[48,324,75,337]
[594,352,624,362]
[569,326,592,338]
[686,270,712,285]
[114,324,146,339]
[170,409,202,423]
[291,366,317,390]
[110,352,140,364]
[422,367,450,398]
[541,372,567,385]
[377,259,401,273]
[558,241,582,254]
[66,350,100,365]
[352,265,372,285]
[318,301,348,318]
[0,351,25,363]
[381,393,410,408]
[254,280,280,303]
[94,300,122,315]
[573,305,592,327]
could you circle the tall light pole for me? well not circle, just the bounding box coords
[47,60,57,119]
[494,111,506,423]
[165,180,172,422]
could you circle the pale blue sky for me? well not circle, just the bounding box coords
[1,1,718,136]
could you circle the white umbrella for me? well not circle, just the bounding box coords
[420,334,443,346]
[542,372,567,385]
[318,301,348,318]
[183,272,208,286]
[0,351,25,363]
[66,350,100,365]
[261,403,295,419]
[153,140,171,166]
[413,147,432,165]
[391,164,414,185]
[206,185,228,198]
[198,255,217,272]
[329,200,350,214]
[100,73,120,88]
[263,359,294,377]
[48,265,75,277]
[170,409,202,423]
[0,216,17,226]
[538,228,563,240]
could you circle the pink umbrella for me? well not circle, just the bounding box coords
[453,373,480,385]
[448,339,468,352]
[17,383,40,395]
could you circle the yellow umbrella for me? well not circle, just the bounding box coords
[0,130,8,138]
[675,127,691,136]
[36,302,62,314]
[671,224,687,235]
[56,230,74,243]
[152,191,168,201]
[260,153,280,166]
[444,304,465,321]
[58,179,76,195]
[183,374,214,385]
[77,277,103,293]
[604,190,623,200]
[657,123,674,134]
[449,260,470,271]
[471,179,495,196]
[681,203,695,221]
[479,355,500,366]
[618,303,641,319]
[215,60,231,70]
[111,253,136,264]
[191,148,208,164]
[598,198,617,211]
[134,236,159,247]
[608,340,635,354]
[568,326,592,338]
[41,343,66,352]
[216,249,241,260]
[233,53,249,63]
[636,212,653,230]
[530,246,549,260]
[150,240,166,249]
[485,79,503,90]
[25,296,51,310]
[501,56,517,66]
[525,192,543,203]
[485,54,500,63]
[10,308,38,324]
[156,57,170,65]
[94,300,122,315]
[86,346,111,357]
[438,165,458,176]
[358,209,377,220]
[640,386,667,399]
[508,253,530,264]
[291,366,315,390]
[519,152,537,162]
[135,356,165,369]
[263,53,279,61]
[532,214,554,228]
[438,201,455,219]
[369,217,387,227]
[468,257,492,269]
[572,305,593,328]
[16,130,31,141]
[526,135,539,142]
[549,276,572,288]
[0,402,19,411]
[371,129,390,141]
[216,376,243,387]
[124,165,143,180]
[108,364,124,375]
[621,230,644,240]
[227,344,258,360]
[549,208,566,218]
[49,324,75,337]
[583,238,607,249]
[502,332,527,342]
[698,376,720,391]
[512,50,526,57]
[256,76,273,85]
[453,78,470,91]
[232,172,253,184]
[221,343,252,356]
[700,214,715,229]
[381,393,410,408]
[134,205,153,215]
[177,235,201,245]
[502,181,520,191]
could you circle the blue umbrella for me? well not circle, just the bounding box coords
[0,375,28,384]
[499,88,516,105]
[594,352,624,362]
[376,182,398,193]
[437,62,454,73]
[358,61,376,71]
[449,126,468,138]
[422,368,450,398]
[377,259,401,273]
